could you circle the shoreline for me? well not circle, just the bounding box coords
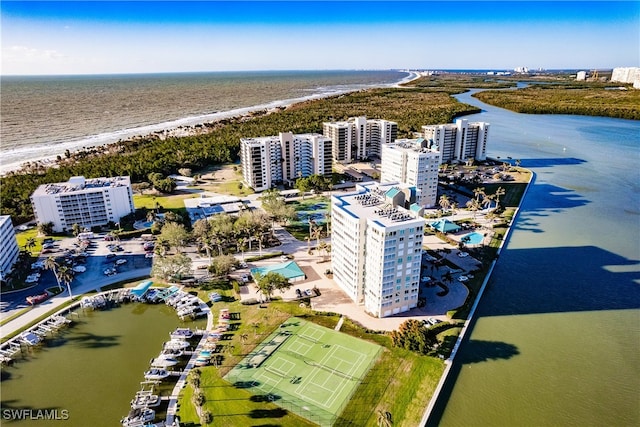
[0,71,419,176]
[420,167,535,425]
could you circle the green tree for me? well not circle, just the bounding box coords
[438,194,451,214]
[44,256,63,291]
[57,265,74,297]
[389,319,438,355]
[254,271,292,300]
[159,222,190,253]
[24,237,37,255]
[151,253,192,280]
[493,187,506,210]
[71,223,82,237]
[208,254,237,277]
[37,222,54,236]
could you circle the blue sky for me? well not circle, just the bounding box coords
[1,1,638,75]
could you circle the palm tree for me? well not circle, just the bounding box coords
[466,199,480,220]
[438,194,450,214]
[240,333,248,344]
[494,187,506,210]
[473,187,486,203]
[481,194,495,211]
[24,237,37,255]
[44,256,62,291]
[57,265,74,297]
[71,223,82,237]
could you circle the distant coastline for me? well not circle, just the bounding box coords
[0,70,417,175]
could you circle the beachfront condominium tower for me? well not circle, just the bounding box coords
[422,118,489,163]
[240,132,332,192]
[380,138,441,208]
[331,182,425,318]
[0,216,20,281]
[323,116,397,162]
[30,176,134,233]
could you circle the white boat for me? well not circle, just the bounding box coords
[194,357,210,367]
[161,348,184,358]
[121,408,155,426]
[150,356,179,368]
[130,390,161,409]
[170,328,194,340]
[164,339,190,350]
[20,332,42,346]
[143,369,170,380]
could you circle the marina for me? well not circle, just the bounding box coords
[0,285,210,426]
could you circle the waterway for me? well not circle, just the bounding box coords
[430,91,640,425]
[1,302,204,426]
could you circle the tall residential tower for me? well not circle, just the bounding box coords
[323,116,397,162]
[422,118,489,163]
[380,138,441,208]
[240,132,332,192]
[331,182,425,318]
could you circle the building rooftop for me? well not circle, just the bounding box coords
[333,182,424,226]
[32,176,131,196]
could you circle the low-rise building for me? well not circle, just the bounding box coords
[331,182,425,318]
[31,176,134,233]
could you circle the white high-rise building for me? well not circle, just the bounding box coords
[380,138,441,208]
[323,116,397,162]
[611,67,640,85]
[240,132,332,192]
[31,176,134,233]
[422,118,489,163]
[331,182,425,318]
[0,216,20,281]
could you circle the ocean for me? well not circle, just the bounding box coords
[0,70,410,173]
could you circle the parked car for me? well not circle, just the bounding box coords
[457,275,469,282]
[295,289,303,298]
[115,259,128,266]
[280,255,289,261]
[304,289,313,297]
[458,252,469,258]
[241,274,250,283]
[72,265,87,273]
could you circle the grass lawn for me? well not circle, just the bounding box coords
[198,181,254,197]
[174,293,445,427]
[15,228,65,255]
[133,193,195,210]
[180,368,315,427]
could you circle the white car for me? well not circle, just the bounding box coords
[115,259,128,266]
[241,274,250,283]
[457,275,469,282]
[280,255,289,261]
[458,252,469,258]
[72,266,87,273]
[421,276,432,283]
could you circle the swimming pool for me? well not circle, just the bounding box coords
[461,232,484,245]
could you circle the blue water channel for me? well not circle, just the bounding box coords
[430,89,640,426]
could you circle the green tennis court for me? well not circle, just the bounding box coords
[225,318,381,426]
